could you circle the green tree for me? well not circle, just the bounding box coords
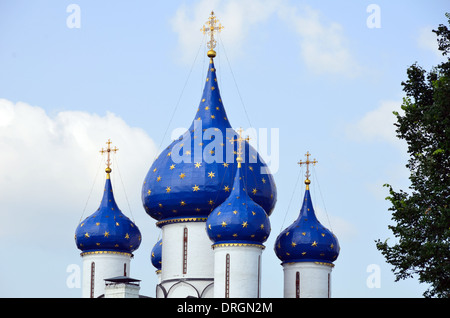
[376,14,450,298]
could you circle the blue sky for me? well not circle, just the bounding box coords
[0,0,447,297]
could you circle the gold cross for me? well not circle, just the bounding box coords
[231,128,250,168]
[297,151,317,188]
[100,139,119,174]
[200,11,224,58]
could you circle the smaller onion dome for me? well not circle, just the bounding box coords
[206,134,270,246]
[151,239,162,271]
[75,141,141,255]
[274,153,339,264]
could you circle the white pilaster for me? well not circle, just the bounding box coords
[159,221,214,298]
[213,244,264,298]
[282,262,333,298]
[81,252,131,298]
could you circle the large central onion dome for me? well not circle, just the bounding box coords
[141,58,277,226]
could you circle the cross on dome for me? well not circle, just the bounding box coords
[200,11,224,58]
[231,128,250,167]
[297,151,317,189]
[99,139,119,174]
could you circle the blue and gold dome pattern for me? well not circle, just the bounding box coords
[206,162,271,247]
[141,59,277,226]
[151,239,162,271]
[75,174,142,254]
[274,185,339,264]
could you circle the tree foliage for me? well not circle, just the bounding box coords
[376,14,450,298]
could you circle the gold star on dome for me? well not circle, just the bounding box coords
[311,241,318,247]
[221,221,227,227]
[125,233,130,239]
[84,232,90,238]
[291,242,297,247]
[179,172,186,179]
[157,176,161,182]
[192,185,200,192]
[223,163,229,167]
[195,162,202,168]
[233,210,238,214]
[166,186,171,193]
[242,221,248,228]
[208,199,215,205]
[104,231,110,238]
[170,164,175,170]
[208,171,215,178]
[180,201,186,206]
[252,188,257,195]
[147,189,151,195]
[223,185,230,192]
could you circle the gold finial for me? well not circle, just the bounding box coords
[297,151,318,190]
[100,139,119,176]
[200,11,224,59]
[233,128,250,168]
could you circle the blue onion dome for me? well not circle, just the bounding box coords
[75,169,142,255]
[141,58,276,226]
[274,179,339,264]
[206,151,271,246]
[151,239,162,271]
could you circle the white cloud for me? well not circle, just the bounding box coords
[0,98,158,247]
[171,0,360,76]
[277,4,361,77]
[417,25,442,58]
[346,99,406,149]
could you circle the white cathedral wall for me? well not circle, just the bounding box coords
[160,221,214,297]
[81,252,131,298]
[282,262,333,298]
[213,245,263,298]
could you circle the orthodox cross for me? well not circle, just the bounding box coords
[100,139,119,173]
[200,11,224,58]
[233,128,250,167]
[297,151,318,188]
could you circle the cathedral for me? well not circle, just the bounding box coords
[74,12,340,298]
